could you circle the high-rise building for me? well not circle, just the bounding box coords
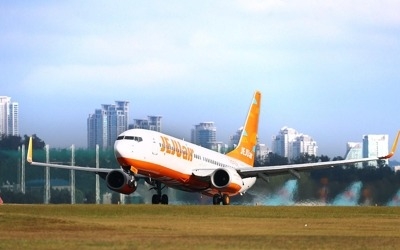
[0,96,19,136]
[272,126,317,161]
[345,142,363,168]
[272,127,299,159]
[292,134,318,160]
[147,116,162,132]
[129,116,162,132]
[363,134,389,166]
[191,122,217,150]
[229,127,243,149]
[87,101,129,150]
[87,109,108,149]
[255,143,271,164]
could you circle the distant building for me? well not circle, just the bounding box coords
[0,96,19,136]
[230,127,270,161]
[209,141,228,154]
[272,127,298,159]
[345,142,363,168]
[292,134,318,160]
[272,127,317,162]
[191,122,217,150]
[255,143,271,164]
[363,134,389,166]
[129,116,162,132]
[87,101,129,150]
[229,127,243,149]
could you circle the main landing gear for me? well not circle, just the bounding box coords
[149,180,168,205]
[213,193,230,205]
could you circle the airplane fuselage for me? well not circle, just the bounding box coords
[114,128,257,197]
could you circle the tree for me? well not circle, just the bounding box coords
[265,152,288,166]
[23,134,45,150]
[0,134,45,151]
[0,135,22,150]
[292,153,319,164]
[50,189,71,204]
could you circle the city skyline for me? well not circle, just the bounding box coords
[3,96,396,163]
[1,1,399,160]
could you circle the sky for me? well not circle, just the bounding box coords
[1,1,399,160]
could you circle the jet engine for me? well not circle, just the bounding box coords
[211,168,242,189]
[106,170,137,195]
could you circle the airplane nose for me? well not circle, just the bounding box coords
[114,140,130,160]
[114,141,123,158]
[114,141,131,167]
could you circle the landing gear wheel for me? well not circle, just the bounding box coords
[213,194,221,205]
[222,194,230,205]
[152,194,160,204]
[161,194,169,205]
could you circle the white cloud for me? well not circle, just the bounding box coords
[189,31,217,49]
[233,0,400,44]
[236,0,286,13]
[22,62,189,94]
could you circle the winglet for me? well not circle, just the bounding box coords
[379,130,400,159]
[27,137,33,163]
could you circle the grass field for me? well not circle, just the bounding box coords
[1,205,400,249]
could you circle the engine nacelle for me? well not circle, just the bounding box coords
[106,170,137,195]
[211,168,243,190]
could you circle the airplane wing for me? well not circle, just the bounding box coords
[238,130,400,179]
[26,137,115,178]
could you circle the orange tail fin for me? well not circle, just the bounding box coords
[226,91,261,166]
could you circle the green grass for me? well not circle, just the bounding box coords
[1,205,400,249]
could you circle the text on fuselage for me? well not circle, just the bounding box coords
[160,136,193,161]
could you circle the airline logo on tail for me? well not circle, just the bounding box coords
[227,91,261,166]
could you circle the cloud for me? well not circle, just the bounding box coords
[22,62,189,95]
[235,0,286,13]
[233,0,400,46]
[189,31,217,49]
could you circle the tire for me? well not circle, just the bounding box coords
[222,194,230,205]
[161,194,169,205]
[152,194,160,204]
[213,194,221,205]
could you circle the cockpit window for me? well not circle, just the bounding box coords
[117,136,143,142]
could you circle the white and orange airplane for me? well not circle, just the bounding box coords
[27,91,400,205]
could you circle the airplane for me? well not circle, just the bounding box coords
[27,91,400,205]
